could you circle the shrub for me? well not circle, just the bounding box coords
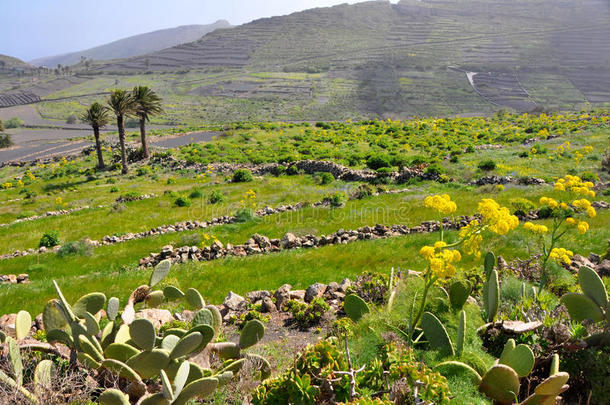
[286,298,330,329]
[39,230,60,248]
[478,159,497,171]
[346,272,389,304]
[117,191,141,201]
[109,186,119,193]
[366,154,392,170]
[174,196,191,207]
[410,155,428,165]
[57,240,94,258]
[178,233,202,247]
[286,165,300,175]
[232,169,253,182]
[351,184,374,199]
[208,190,224,204]
[136,166,152,176]
[0,133,13,149]
[315,171,335,185]
[425,163,445,176]
[580,171,599,182]
[166,177,176,184]
[324,192,346,207]
[510,198,536,215]
[66,114,77,124]
[189,189,203,199]
[235,208,255,222]
[450,155,459,163]
[390,155,409,170]
[4,117,24,129]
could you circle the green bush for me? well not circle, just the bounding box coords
[4,117,24,129]
[39,230,61,248]
[189,189,203,199]
[136,166,152,176]
[478,159,497,171]
[315,172,335,185]
[235,208,255,222]
[286,165,300,175]
[208,190,224,204]
[510,198,536,215]
[57,240,94,258]
[109,186,119,193]
[232,169,253,182]
[324,192,346,207]
[351,184,374,199]
[174,196,191,207]
[286,298,330,329]
[580,171,599,182]
[366,154,392,170]
[425,163,445,176]
[0,133,12,149]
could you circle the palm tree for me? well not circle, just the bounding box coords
[107,89,135,174]
[81,102,110,169]
[132,86,164,159]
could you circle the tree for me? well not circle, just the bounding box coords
[107,89,136,174]
[81,102,110,169]
[132,86,164,159]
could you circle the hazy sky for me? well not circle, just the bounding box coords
[0,0,384,62]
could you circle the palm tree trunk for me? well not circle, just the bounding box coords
[93,125,105,169]
[139,117,149,159]
[117,115,129,174]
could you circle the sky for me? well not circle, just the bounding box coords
[0,0,385,62]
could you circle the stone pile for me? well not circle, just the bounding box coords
[0,274,29,284]
[153,156,442,184]
[115,193,155,203]
[471,176,546,186]
[138,216,477,268]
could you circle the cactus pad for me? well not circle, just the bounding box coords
[205,305,222,335]
[34,359,53,390]
[534,372,569,395]
[449,280,472,310]
[344,294,370,322]
[43,299,67,331]
[560,293,603,322]
[99,388,131,405]
[185,288,205,309]
[172,361,191,398]
[83,311,100,336]
[150,259,171,287]
[578,266,608,309]
[73,292,106,318]
[129,318,156,351]
[126,349,170,379]
[421,312,455,356]
[240,319,265,349]
[193,308,214,327]
[46,328,74,347]
[170,332,203,360]
[186,324,215,351]
[215,342,241,359]
[161,334,180,351]
[483,269,500,322]
[139,393,169,405]
[146,290,165,308]
[479,364,520,404]
[107,297,120,321]
[163,285,185,300]
[8,337,23,386]
[247,353,272,380]
[15,310,31,340]
[499,342,535,377]
[78,335,104,362]
[457,310,466,357]
[173,377,219,405]
[105,343,140,363]
[101,359,142,382]
[484,252,496,278]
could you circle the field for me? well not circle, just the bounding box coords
[0,110,609,403]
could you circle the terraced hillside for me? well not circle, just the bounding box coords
[2,0,610,121]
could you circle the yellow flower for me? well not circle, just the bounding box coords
[577,221,589,234]
[586,207,596,218]
[424,194,457,215]
[460,220,482,259]
[478,199,519,235]
[496,184,505,191]
[550,248,574,265]
[523,222,548,234]
[420,246,435,260]
[565,217,576,226]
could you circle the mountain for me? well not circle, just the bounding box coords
[0,54,32,71]
[30,21,233,68]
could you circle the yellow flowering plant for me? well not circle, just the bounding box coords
[528,175,596,288]
[412,195,518,328]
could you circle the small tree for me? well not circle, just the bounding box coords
[107,89,136,174]
[81,102,110,169]
[132,86,163,159]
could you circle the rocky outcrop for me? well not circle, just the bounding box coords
[0,274,29,284]
[471,175,546,186]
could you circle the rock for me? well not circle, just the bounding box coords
[0,313,17,335]
[252,234,272,249]
[596,259,610,277]
[326,282,340,293]
[338,278,352,293]
[305,283,327,302]
[501,321,542,334]
[589,253,601,264]
[224,291,245,311]
[161,245,174,256]
[135,309,174,329]
[262,297,277,313]
[572,254,595,270]
[281,233,300,249]
[274,284,292,310]
[211,240,224,251]
[497,256,508,270]
[289,290,306,301]
[247,290,271,302]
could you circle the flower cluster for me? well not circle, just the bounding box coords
[478,199,519,235]
[459,219,483,259]
[240,189,257,210]
[554,175,595,197]
[523,222,548,234]
[420,241,461,279]
[549,247,574,265]
[565,217,589,234]
[572,199,596,218]
[424,194,457,215]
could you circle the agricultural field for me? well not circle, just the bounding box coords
[0,110,609,404]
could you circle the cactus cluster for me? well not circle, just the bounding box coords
[435,339,569,404]
[0,336,53,405]
[35,260,269,404]
[560,266,609,345]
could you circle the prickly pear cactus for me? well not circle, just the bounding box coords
[344,294,370,322]
[421,312,454,356]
